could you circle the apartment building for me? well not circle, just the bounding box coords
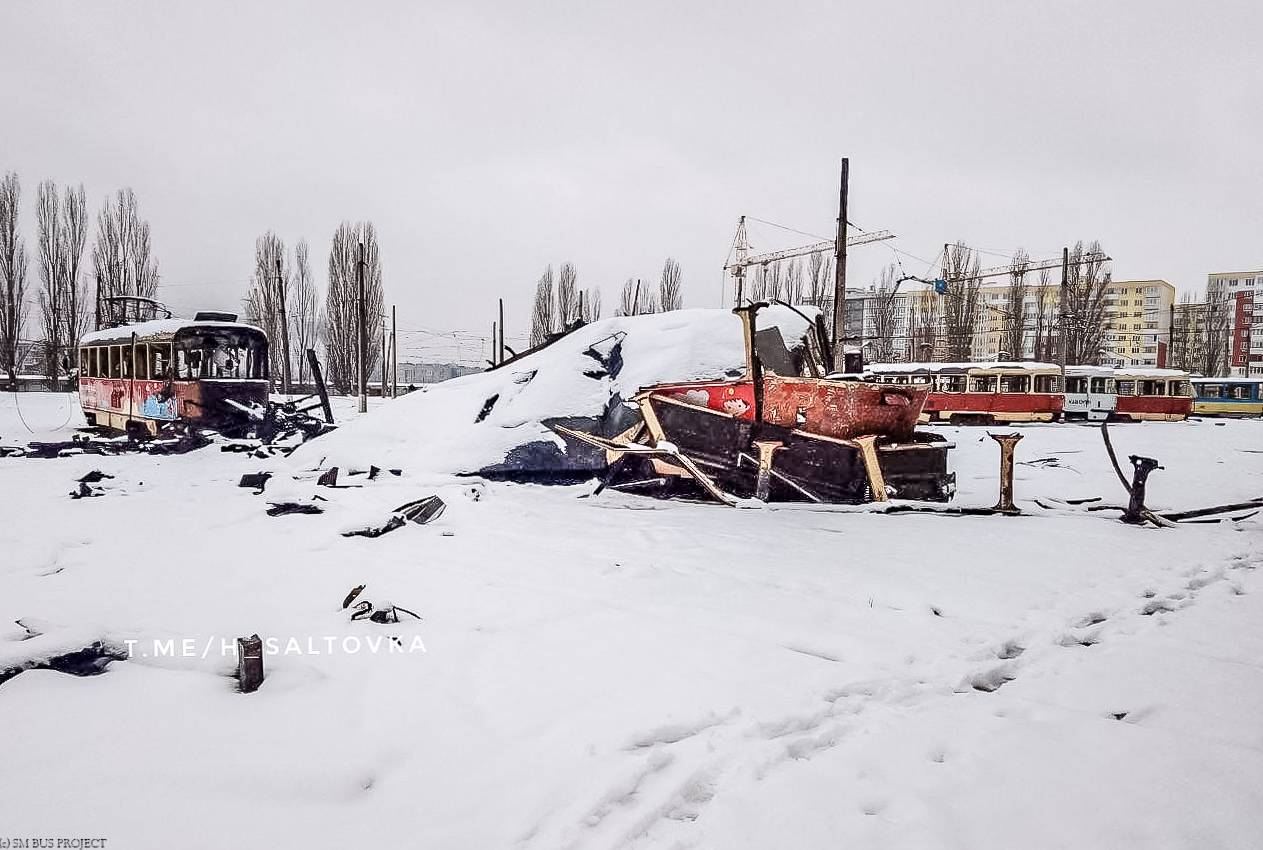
[1206,271,1263,377]
[844,278,1175,366]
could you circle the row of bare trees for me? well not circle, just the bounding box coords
[614,258,684,318]
[246,222,386,395]
[529,263,603,347]
[0,172,160,389]
[1169,291,1233,376]
[527,257,686,348]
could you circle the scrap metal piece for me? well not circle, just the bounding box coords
[851,434,889,503]
[988,432,1024,515]
[752,440,784,502]
[1122,455,1163,525]
[236,634,264,693]
[342,584,367,610]
[553,425,736,505]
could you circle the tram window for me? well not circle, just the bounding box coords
[151,345,170,379]
[106,347,117,378]
[1065,377,1087,394]
[1033,375,1058,393]
[969,376,998,393]
[134,344,149,380]
[210,344,249,378]
[177,348,203,379]
[1090,378,1113,393]
[1116,380,1135,396]
[120,346,133,379]
[1169,381,1188,397]
[1230,385,1249,400]
[1200,384,1222,399]
[1000,375,1031,393]
[78,349,88,377]
[1139,380,1164,396]
[937,375,966,393]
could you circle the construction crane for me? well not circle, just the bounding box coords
[724,215,893,306]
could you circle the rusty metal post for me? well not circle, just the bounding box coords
[852,434,889,502]
[236,634,264,693]
[1122,455,1162,524]
[989,432,1023,514]
[752,440,783,502]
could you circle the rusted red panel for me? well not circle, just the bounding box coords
[762,377,926,441]
[923,392,1063,417]
[1115,396,1192,418]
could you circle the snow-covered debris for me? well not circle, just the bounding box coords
[292,306,813,477]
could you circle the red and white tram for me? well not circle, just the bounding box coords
[865,362,1063,425]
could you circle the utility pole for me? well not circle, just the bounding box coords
[831,157,849,363]
[491,321,498,366]
[498,299,505,363]
[276,258,291,397]
[1058,247,1069,389]
[380,322,387,398]
[391,305,397,398]
[357,241,367,414]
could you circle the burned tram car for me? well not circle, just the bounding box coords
[78,315,269,436]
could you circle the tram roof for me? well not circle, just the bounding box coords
[80,319,266,345]
[866,361,1061,373]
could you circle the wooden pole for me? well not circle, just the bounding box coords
[498,299,505,364]
[380,322,387,398]
[357,242,367,413]
[492,321,497,366]
[391,305,397,398]
[831,158,850,364]
[277,258,291,397]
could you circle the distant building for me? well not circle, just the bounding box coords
[839,278,1175,367]
[398,361,480,386]
[1206,271,1263,377]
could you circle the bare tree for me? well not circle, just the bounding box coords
[1031,267,1057,361]
[530,266,555,347]
[1169,294,1204,373]
[909,291,941,362]
[60,185,89,353]
[1062,240,1111,365]
[940,241,982,361]
[870,264,900,362]
[659,258,683,311]
[0,173,29,387]
[1000,248,1030,360]
[807,250,834,336]
[36,181,64,387]
[556,262,578,326]
[1200,288,1232,376]
[617,278,658,316]
[243,232,290,389]
[617,278,637,316]
[581,286,602,322]
[292,240,319,386]
[784,259,804,305]
[90,188,160,326]
[323,221,384,394]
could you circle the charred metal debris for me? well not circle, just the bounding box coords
[6,399,335,460]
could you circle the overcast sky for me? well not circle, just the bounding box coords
[3,0,1260,364]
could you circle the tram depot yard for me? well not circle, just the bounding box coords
[2,372,1263,844]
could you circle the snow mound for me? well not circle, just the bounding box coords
[293,306,813,476]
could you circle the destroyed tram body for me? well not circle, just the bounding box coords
[557,304,955,505]
[78,312,269,437]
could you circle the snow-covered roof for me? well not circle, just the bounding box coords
[866,361,1061,373]
[79,319,265,345]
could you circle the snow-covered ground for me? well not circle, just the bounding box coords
[1,381,1261,848]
